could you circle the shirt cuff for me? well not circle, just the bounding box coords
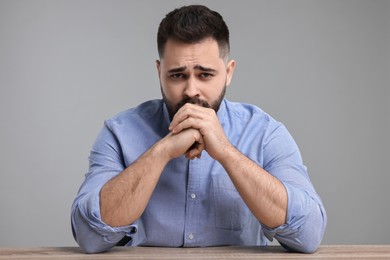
[78,187,138,243]
[262,182,311,241]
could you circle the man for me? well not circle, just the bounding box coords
[71,5,327,254]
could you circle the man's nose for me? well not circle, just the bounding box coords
[183,77,200,97]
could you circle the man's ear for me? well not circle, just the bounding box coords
[156,60,161,80]
[226,59,236,87]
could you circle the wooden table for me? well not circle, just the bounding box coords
[1,245,390,259]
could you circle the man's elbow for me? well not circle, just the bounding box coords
[73,227,115,254]
[283,239,321,254]
[280,205,327,253]
[279,226,325,254]
[71,209,115,254]
[78,240,109,254]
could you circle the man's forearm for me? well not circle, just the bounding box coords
[218,144,287,228]
[100,140,170,227]
[99,128,202,227]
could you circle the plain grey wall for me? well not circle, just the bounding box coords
[0,0,389,246]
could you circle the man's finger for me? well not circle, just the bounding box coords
[169,103,209,131]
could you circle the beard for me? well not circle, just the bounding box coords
[161,84,227,121]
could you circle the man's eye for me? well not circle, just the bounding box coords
[170,74,186,80]
[200,73,213,78]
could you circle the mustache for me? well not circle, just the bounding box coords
[175,96,211,110]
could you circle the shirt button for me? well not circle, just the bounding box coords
[190,193,196,199]
[188,233,194,240]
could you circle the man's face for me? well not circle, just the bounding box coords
[157,38,235,120]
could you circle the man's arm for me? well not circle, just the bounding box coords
[99,140,168,227]
[100,129,204,227]
[169,103,287,227]
[72,122,204,253]
[217,144,287,228]
[169,103,326,253]
[213,138,327,254]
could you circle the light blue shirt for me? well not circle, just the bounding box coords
[71,99,327,254]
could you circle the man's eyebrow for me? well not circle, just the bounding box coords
[167,65,217,74]
[167,66,187,73]
[194,65,217,72]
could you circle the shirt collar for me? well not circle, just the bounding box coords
[162,101,171,131]
[217,98,227,123]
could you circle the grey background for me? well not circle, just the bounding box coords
[0,0,389,247]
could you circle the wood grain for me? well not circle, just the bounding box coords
[0,245,389,259]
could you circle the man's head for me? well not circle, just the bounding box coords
[157,5,230,61]
[156,5,235,120]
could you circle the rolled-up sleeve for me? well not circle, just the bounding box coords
[262,182,327,253]
[71,121,138,253]
[261,123,327,253]
[71,188,138,253]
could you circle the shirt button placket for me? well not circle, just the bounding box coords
[184,160,200,246]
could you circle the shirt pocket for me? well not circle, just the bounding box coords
[212,174,250,230]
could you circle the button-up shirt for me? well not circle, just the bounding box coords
[71,99,327,253]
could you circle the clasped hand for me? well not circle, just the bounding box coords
[165,103,229,161]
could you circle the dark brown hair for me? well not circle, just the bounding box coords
[157,5,230,59]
